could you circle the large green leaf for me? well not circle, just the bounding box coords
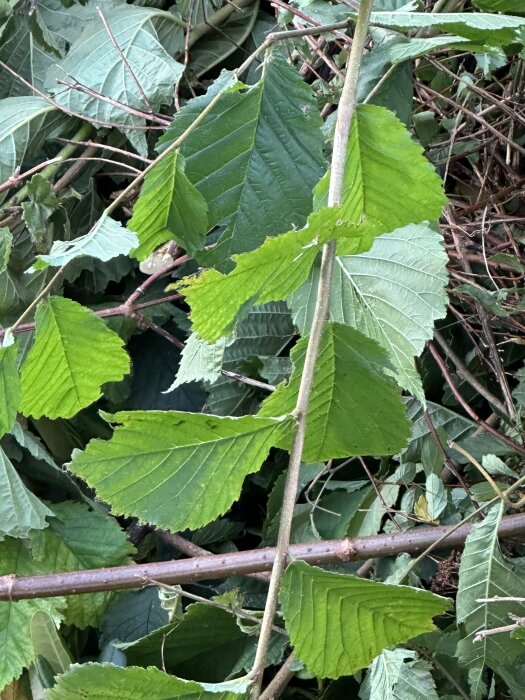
[158,53,325,268]
[314,105,446,250]
[47,6,184,151]
[359,648,439,700]
[34,214,138,269]
[46,663,244,700]
[20,296,130,419]
[367,11,525,45]
[259,323,411,461]
[0,340,19,438]
[179,209,364,342]
[0,446,53,539]
[128,150,208,260]
[68,411,291,531]
[0,537,66,692]
[456,503,525,698]
[0,97,66,188]
[280,561,451,679]
[289,224,448,400]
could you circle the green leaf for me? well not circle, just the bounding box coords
[0,14,59,97]
[0,446,53,539]
[259,323,410,461]
[47,6,184,151]
[0,97,66,188]
[473,0,525,16]
[68,411,291,531]
[30,611,71,675]
[514,364,525,409]
[359,648,439,700]
[128,150,208,261]
[0,228,11,273]
[456,503,525,696]
[0,537,66,692]
[290,224,448,400]
[165,332,226,392]
[158,53,325,268]
[188,2,259,79]
[22,174,61,252]
[314,105,446,250]
[46,663,245,700]
[367,11,525,45]
[99,589,169,647]
[120,603,253,682]
[179,208,364,343]
[34,214,138,269]
[280,561,451,678]
[0,340,20,438]
[31,501,134,629]
[20,296,130,420]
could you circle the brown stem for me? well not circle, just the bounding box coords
[1,513,525,602]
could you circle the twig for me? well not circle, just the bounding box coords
[433,329,507,416]
[248,2,374,696]
[427,341,525,457]
[259,655,296,700]
[473,615,525,643]
[1,513,525,601]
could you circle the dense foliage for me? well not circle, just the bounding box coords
[0,0,524,698]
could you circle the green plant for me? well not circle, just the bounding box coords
[0,0,524,698]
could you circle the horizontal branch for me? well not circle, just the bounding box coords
[2,513,525,601]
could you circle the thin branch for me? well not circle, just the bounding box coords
[2,513,525,602]
[259,655,296,700]
[249,2,373,696]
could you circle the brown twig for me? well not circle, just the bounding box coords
[1,513,525,601]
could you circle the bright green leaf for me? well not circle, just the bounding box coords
[179,209,364,342]
[259,323,411,461]
[0,446,53,539]
[34,214,138,269]
[0,340,19,438]
[158,53,325,268]
[456,503,525,696]
[290,224,448,400]
[46,663,244,699]
[314,105,446,250]
[128,150,208,261]
[68,411,291,531]
[20,296,130,419]
[280,561,451,678]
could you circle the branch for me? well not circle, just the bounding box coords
[1,513,525,602]
[248,1,374,695]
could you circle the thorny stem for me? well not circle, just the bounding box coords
[248,1,374,697]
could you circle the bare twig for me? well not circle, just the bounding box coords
[2,513,525,602]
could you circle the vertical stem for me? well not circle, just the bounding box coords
[248,1,374,697]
